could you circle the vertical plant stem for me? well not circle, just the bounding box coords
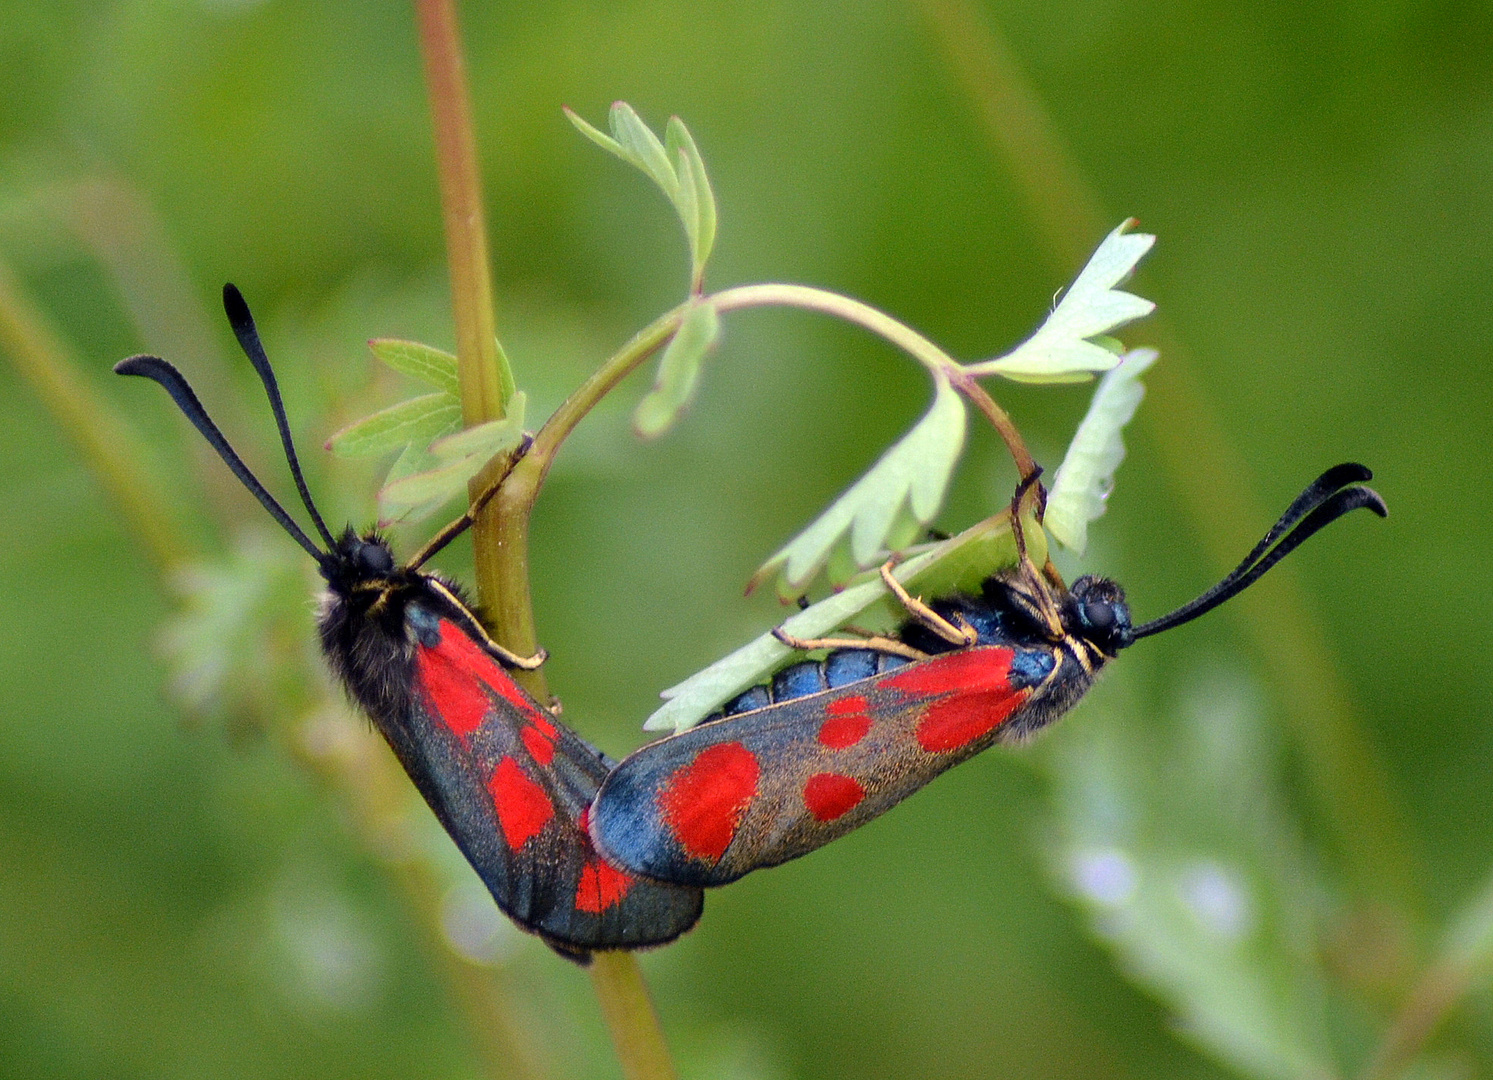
[915,0,1419,916]
[413,6,680,1078]
[589,953,680,1080]
[0,260,185,571]
[415,0,534,675]
[416,0,512,426]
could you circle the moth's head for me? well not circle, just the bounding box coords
[322,528,398,590]
[1066,575,1134,656]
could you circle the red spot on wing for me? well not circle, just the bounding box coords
[416,621,548,742]
[827,695,869,716]
[889,648,1030,753]
[488,756,554,850]
[883,647,1016,696]
[916,692,1027,752]
[575,859,634,914]
[520,724,556,765]
[659,743,761,862]
[803,773,865,821]
[818,712,872,749]
[416,640,491,739]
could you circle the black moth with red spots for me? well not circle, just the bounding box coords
[590,465,1385,889]
[117,285,702,961]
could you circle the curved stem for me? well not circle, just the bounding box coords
[712,285,1035,476]
[713,283,956,373]
[504,283,1039,547]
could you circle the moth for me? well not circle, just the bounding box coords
[118,285,703,960]
[590,466,1385,887]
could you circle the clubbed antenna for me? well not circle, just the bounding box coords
[221,283,337,549]
[114,354,330,563]
[1130,463,1386,640]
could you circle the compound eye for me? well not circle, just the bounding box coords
[356,542,395,574]
[1083,601,1116,632]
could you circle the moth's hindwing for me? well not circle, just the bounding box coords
[385,603,704,953]
[591,644,1063,887]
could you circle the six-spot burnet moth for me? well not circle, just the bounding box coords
[588,466,1386,888]
[117,285,703,961]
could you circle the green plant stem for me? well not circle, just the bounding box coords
[415,0,512,427]
[915,0,1418,916]
[0,260,185,571]
[714,284,1036,476]
[503,283,1039,542]
[413,6,680,1078]
[487,305,687,683]
[588,953,679,1080]
[415,0,529,673]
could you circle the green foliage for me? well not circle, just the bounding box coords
[567,103,718,290]
[326,393,461,458]
[1042,671,1339,1080]
[968,221,1155,383]
[378,396,527,524]
[364,337,460,395]
[748,222,1154,600]
[749,373,966,598]
[3,6,1489,1080]
[158,533,310,722]
[1045,348,1157,554]
[633,297,721,437]
[648,508,1044,732]
[326,338,526,524]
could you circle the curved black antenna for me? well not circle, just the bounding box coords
[115,355,330,564]
[221,284,337,549]
[1130,465,1386,641]
[404,433,534,571]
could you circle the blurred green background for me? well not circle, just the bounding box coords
[2,1,1491,1078]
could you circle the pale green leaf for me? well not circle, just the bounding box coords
[564,106,626,158]
[567,102,678,197]
[633,301,721,438]
[570,104,719,288]
[971,220,1155,383]
[608,101,679,199]
[1046,348,1158,554]
[378,456,483,521]
[427,392,526,462]
[325,393,461,458]
[673,147,700,265]
[668,117,717,276]
[377,441,444,526]
[647,509,1040,732]
[376,395,527,524]
[749,375,966,598]
[368,338,459,395]
[159,533,308,717]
